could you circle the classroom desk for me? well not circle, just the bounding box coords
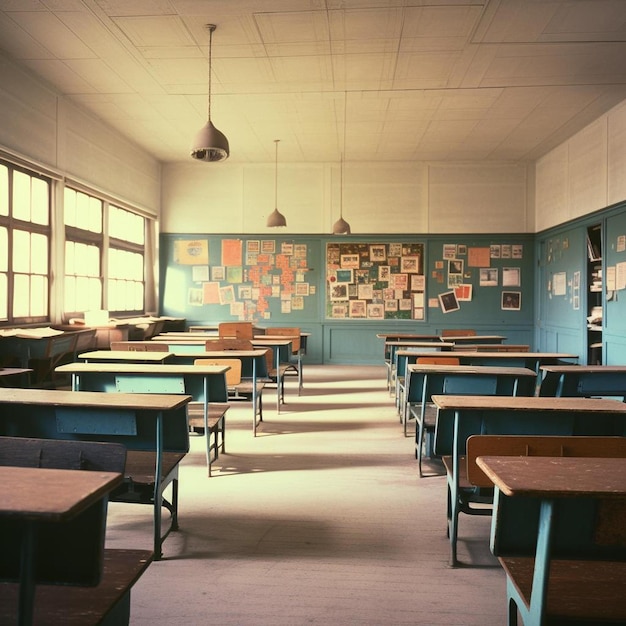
[153,338,292,413]
[0,465,123,626]
[405,364,537,473]
[539,364,626,399]
[78,350,174,364]
[431,395,626,567]
[55,362,229,467]
[397,350,578,384]
[476,455,626,626]
[384,340,455,392]
[0,387,191,559]
[168,349,270,435]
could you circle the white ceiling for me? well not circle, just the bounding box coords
[0,0,626,164]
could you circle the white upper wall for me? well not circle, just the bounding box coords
[535,100,626,232]
[161,159,532,235]
[0,53,161,214]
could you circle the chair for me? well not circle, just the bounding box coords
[441,329,476,338]
[202,340,267,426]
[187,358,241,475]
[269,328,303,394]
[218,322,253,339]
[0,437,152,625]
[407,357,460,475]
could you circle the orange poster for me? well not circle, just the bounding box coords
[221,239,243,266]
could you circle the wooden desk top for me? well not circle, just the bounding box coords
[408,364,536,377]
[0,387,191,410]
[432,395,626,413]
[0,368,32,376]
[541,365,626,373]
[56,362,229,375]
[79,350,173,362]
[476,455,626,498]
[0,466,123,521]
[396,350,577,359]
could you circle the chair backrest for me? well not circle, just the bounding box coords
[0,437,126,586]
[271,328,301,353]
[467,434,626,488]
[441,329,476,337]
[206,338,253,351]
[194,358,241,386]
[0,436,126,472]
[218,322,253,339]
[110,341,169,352]
[416,356,460,366]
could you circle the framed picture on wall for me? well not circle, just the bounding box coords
[367,303,384,319]
[349,300,367,318]
[502,291,521,311]
[439,290,460,314]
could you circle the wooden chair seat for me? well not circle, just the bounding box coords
[0,549,153,625]
[499,557,626,623]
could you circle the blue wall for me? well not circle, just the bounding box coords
[160,233,535,364]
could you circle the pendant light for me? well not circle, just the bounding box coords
[190,24,229,162]
[267,139,287,227]
[332,92,351,234]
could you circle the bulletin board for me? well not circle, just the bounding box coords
[425,236,535,325]
[325,241,425,320]
[160,235,320,322]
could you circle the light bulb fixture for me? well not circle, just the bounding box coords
[332,92,351,235]
[191,24,229,162]
[267,139,287,227]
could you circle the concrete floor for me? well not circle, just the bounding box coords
[106,364,507,625]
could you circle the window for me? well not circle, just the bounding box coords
[108,205,145,314]
[0,161,51,324]
[64,192,146,316]
[63,187,103,315]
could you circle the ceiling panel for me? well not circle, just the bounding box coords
[0,0,624,164]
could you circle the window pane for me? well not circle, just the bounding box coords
[0,164,8,216]
[0,273,7,319]
[110,205,144,244]
[12,230,30,273]
[31,233,48,274]
[89,197,103,233]
[0,227,7,272]
[12,171,31,221]
[88,277,102,310]
[31,177,49,225]
[30,274,47,316]
[65,275,76,311]
[64,187,77,227]
[13,274,29,317]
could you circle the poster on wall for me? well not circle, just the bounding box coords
[173,237,314,321]
[326,242,425,320]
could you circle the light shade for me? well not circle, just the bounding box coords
[190,121,230,162]
[267,208,287,228]
[332,216,351,235]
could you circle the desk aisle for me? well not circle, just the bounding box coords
[105,365,507,626]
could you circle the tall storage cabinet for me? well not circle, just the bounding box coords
[586,224,603,364]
